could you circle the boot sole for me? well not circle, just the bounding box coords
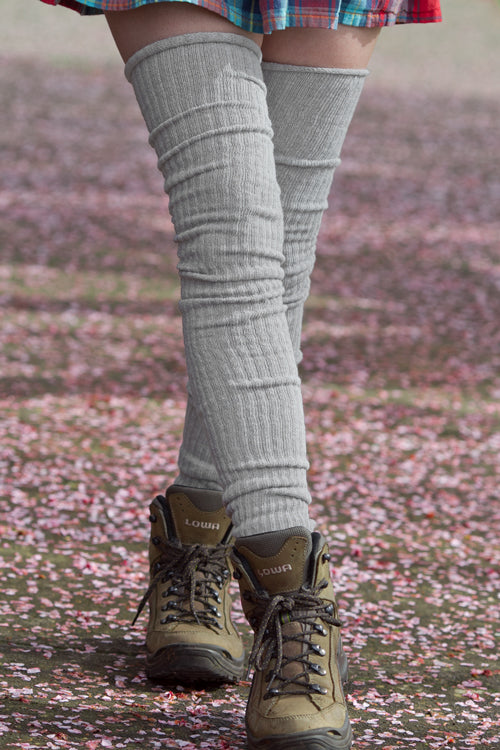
[246,716,352,750]
[146,643,245,685]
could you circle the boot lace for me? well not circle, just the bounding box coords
[133,539,230,632]
[246,580,342,699]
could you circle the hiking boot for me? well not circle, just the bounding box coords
[231,527,351,750]
[133,485,245,684]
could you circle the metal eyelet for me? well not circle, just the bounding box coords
[209,589,221,603]
[149,514,157,523]
[160,614,178,624]
[310,663,327,676]
[152,536,161,546]
[311,644,326,656]
[314,624,327,636]
[322,552,331,562]
[311,683,328,695]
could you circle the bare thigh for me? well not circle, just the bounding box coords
[262,25,381,68]
[105,2,264,63]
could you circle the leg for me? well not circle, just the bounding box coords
[230,26,381,750]
[109,5,266,685]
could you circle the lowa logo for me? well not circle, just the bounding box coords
[185,518,220,530]
[258,564,292,577]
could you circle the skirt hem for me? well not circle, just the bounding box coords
[41,0,442,34]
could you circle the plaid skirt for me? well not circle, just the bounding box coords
[41,0,442,33]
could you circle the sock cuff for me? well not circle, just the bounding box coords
[262,61,368,161]
[125,32,262,82]
[261,62,369,78]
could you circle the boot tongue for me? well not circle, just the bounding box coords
[166,486,231,546]
[235,527,312,594]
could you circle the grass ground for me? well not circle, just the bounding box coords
[1,1,499,748]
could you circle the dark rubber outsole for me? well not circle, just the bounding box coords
[146,643,245,685]
[246,715,353,750]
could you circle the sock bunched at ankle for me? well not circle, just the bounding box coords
[125,33,313,537]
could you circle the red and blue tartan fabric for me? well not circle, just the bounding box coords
[40,0,442,33]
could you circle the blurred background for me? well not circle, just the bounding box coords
[1,0,500,96]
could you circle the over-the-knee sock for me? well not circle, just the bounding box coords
[177,62,368,489]
[264,63,368,363]
[125,33,313,537]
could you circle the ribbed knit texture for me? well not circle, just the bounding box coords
[264,63,368,363]
[126,33,313,537]
[177,62,368,511]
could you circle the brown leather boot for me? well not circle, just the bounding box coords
[231,527,351,750]
[134,485,245,684]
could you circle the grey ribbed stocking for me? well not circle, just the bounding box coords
[126,33,313,537]
[177,61,368,510]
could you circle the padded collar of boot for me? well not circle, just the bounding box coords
[156,486,232,546]
[233,527,318,594]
